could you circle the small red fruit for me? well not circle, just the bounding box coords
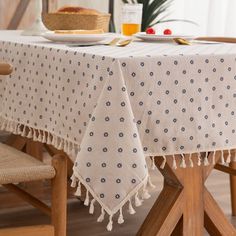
[163,29,172,35]
[146,27,156,34]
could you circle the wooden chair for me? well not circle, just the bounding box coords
[0,63,13,75]
[0,63,67,236]
[0,143,67,236]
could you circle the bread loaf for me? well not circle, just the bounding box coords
[54,29,104,34]
[57,6,100,15]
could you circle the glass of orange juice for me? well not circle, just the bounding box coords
[121,4,143,36]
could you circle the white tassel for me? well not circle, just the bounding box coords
[52,135,56,146]
[16,124,21,134]
[128,199,136,214]
[64,141,69,154]
[226,150,231,163]
[4,121,8,130]
[106,215,113,231]
[134,192,142,207]
[221,150,226,165]
[58,139,64,150]
[12,123,16,134]
[70,174,77,188]
[6,122,10,132]
[46,134,52,145]
[75,181,81,197]
[9,122,14,132]
[37,132,42,142]
[160,155,167,169]
[42,131,46,143]
[55,136,59,147]
[118,208,124,224]
[14,124,18,134]
[1,120,6,130]
[67,142,71,154]
[142,187,151,200]
[188,153,194,167]
[148,175,156,188]
[204,152,209,166]
[5,121,9,131]
[212,150,216,165]
[172,155,177,169]
[11,123,15,133]
[84,190,90,206]
[97,208,105,222]
[197,153,202,166]
[68,142,73,155]
[180,154,186,168]
[22,125,27,136]
[27,128,33,138]
[89,199,96,214]
[151,156,155,170]
[71,147,77,159]
[7,122,10,132]
[33,129,38,141]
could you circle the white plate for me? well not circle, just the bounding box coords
[134,32,196,42]
[42,31,109,43]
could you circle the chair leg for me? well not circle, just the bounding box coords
[51,155,67,236]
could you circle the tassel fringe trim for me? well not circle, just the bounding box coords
[2,117,236,232]
[148,149,236,170]
[0,117,78,159]
[71,171,150,232]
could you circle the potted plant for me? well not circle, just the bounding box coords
[122,0,195,31]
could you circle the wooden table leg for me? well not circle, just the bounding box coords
[229,161,236,216]
[204,188,235,236]
[137,153,236,236]
[137,183,183,236]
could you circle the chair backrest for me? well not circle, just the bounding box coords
[0,63,13,75]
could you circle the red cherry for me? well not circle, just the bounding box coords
[146,27,156,35]
[163,29,172,35]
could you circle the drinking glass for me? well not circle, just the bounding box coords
[121,4,143,36]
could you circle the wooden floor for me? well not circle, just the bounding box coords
[0,163,236,236]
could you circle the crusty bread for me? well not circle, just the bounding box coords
[57,6,100,15]
[54,29,104,34]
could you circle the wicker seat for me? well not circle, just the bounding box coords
[0,143,55,185]
[0,144,67,236]
[0,63,67,236]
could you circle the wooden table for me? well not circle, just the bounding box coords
[2,31,236,235]
[7,134,236,235]
[138,153,236,236]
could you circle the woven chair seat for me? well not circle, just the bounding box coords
[0,143,56,185]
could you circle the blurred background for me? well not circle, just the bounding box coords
[1,0,236,36]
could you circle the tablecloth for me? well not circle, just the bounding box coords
[1,31,236,230]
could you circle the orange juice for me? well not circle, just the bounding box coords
[122,23,141,36]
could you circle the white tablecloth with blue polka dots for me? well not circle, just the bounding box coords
[1,31,236,227]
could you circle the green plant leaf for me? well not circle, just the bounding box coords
[152,19,198,27]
